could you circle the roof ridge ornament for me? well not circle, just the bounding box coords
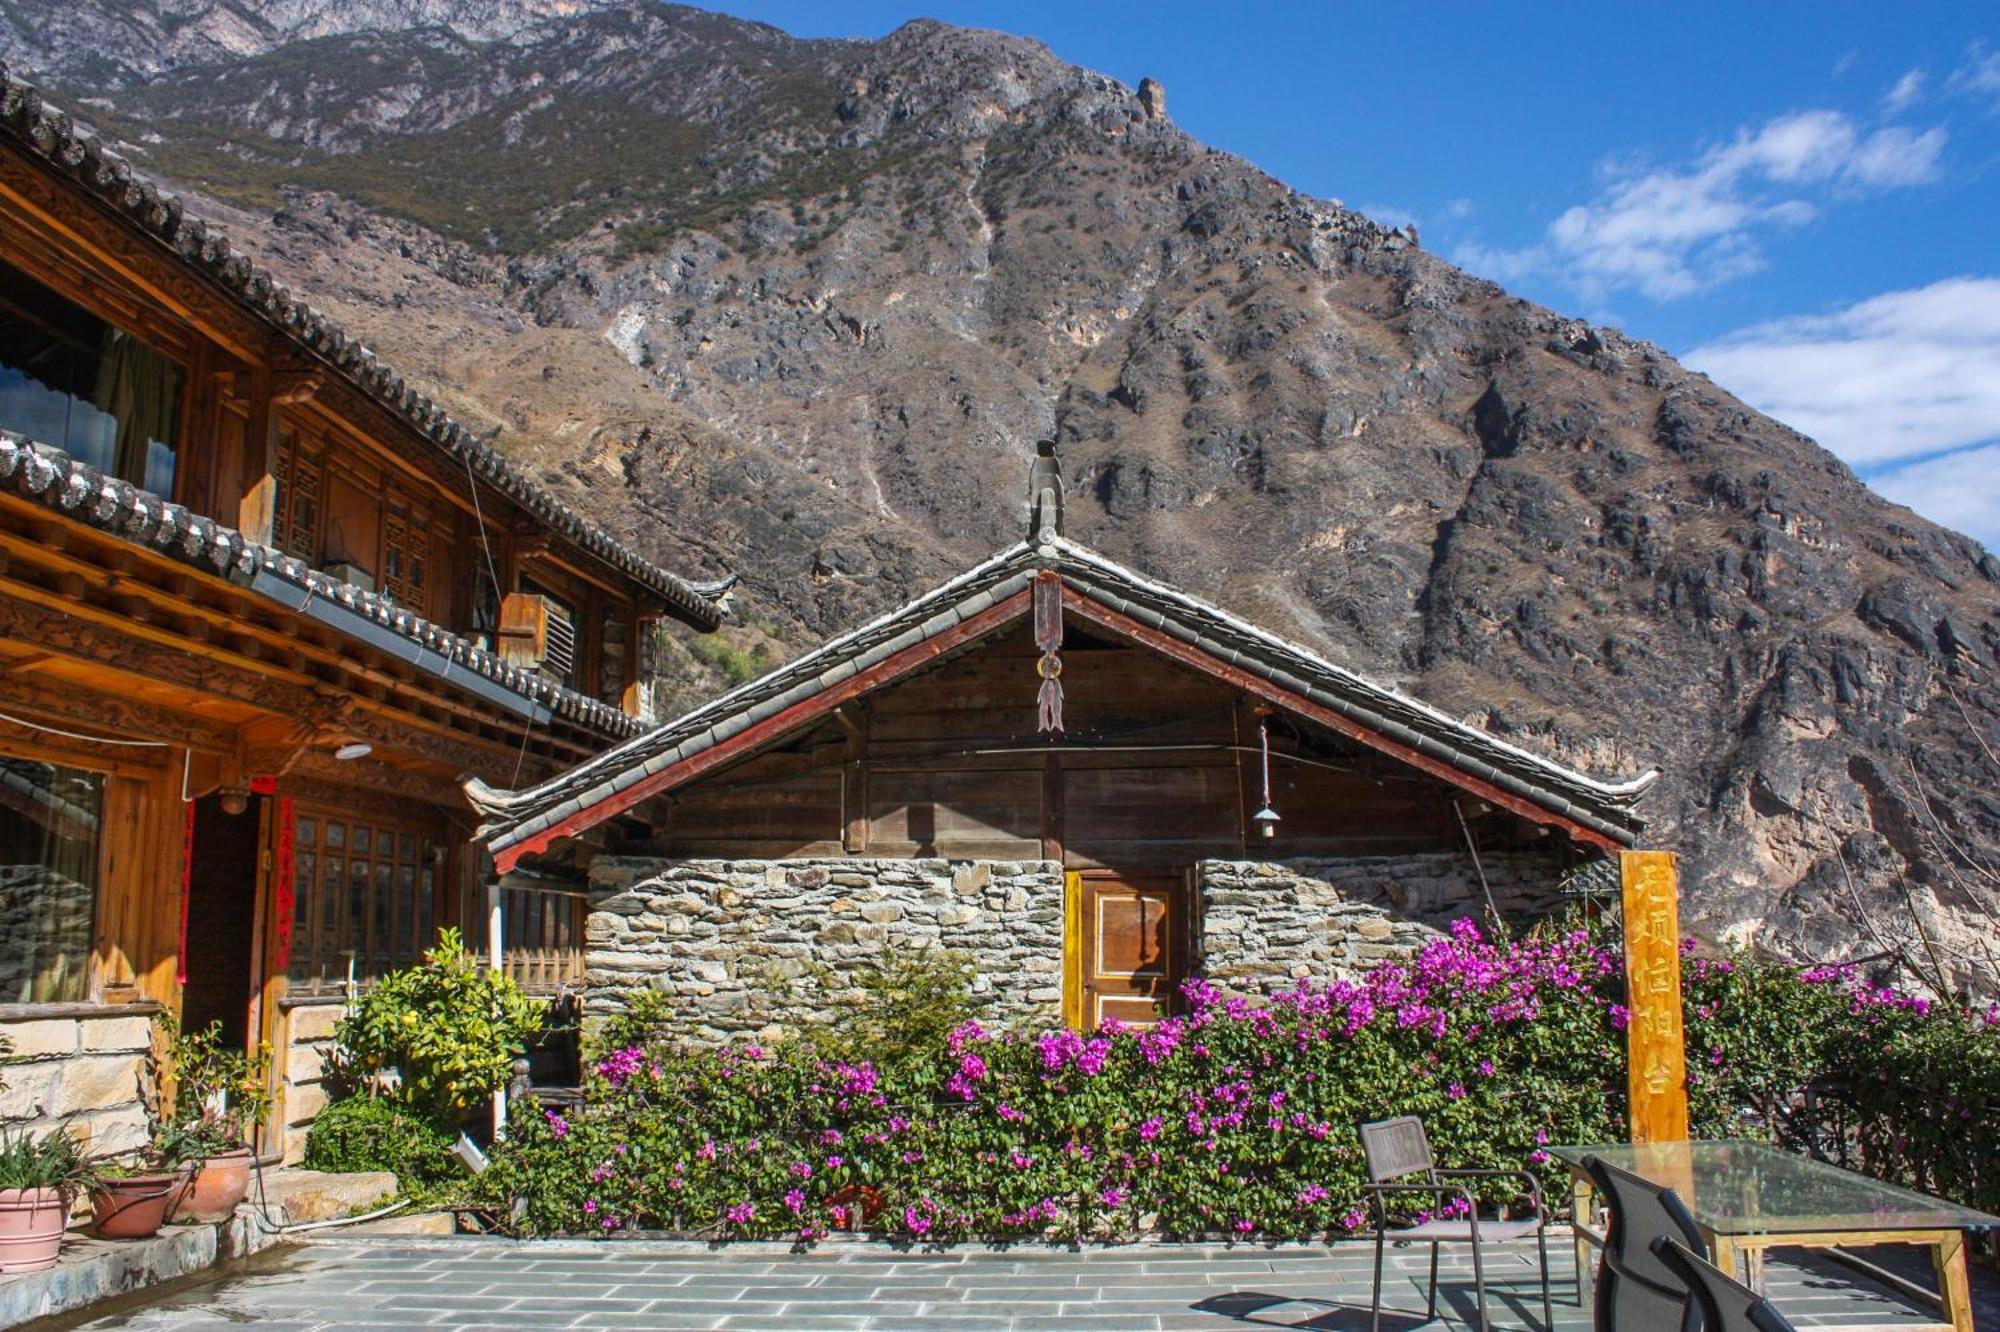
[1028,439,1064,551]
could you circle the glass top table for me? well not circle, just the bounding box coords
[1550,1139,1997,1331]
[1548,1139,2000,1236]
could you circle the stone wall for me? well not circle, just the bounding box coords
[585,857,1065,1044]
[276,1000,345,1163]
[1196,851,1572,993]
[0,1006,155,1156]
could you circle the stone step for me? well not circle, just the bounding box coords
[252,1167,399,1225]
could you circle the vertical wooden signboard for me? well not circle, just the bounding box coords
[1620,850,1690,1143]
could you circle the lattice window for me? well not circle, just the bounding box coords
[381,503,428,612]
[286,809,436,992]
[272,428,323,561]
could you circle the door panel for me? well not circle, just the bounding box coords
[1076,871,1185,1029]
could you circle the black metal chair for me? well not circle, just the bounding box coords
[1581,1154,1706,1332]
[1358,1115,1554,1332]
[1654,1237,1801,1332]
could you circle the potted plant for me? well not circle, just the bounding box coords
[89,1125,197,1240]
[161,1019,272,1222]
[0,1123,92,1272]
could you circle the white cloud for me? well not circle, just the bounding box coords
[1455,110,1946,302]
[1685,277,2000,545]
[1869,444,2000,547]
[1440,197,1475,221]
[1359,202,1418,230]
[1883,68,1925,114]
[1948,43,2000,105]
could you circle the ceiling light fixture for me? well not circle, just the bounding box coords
[334,741,373,761]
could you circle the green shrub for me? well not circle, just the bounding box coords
[479,919,1623,1241]
[302,1096,459,1189]
[591,988,679,1057]
[797,944,978,1071]
[479,918,2000,1242]
[327,928,544,1127]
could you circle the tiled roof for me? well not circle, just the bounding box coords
[0,431,646,739]
[475,536,1660,858]
[0,62,726,632]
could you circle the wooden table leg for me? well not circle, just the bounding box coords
[1709,1233,1740,1282]
[1572,1172,1594,1298]
[1739,1242,1766,1296]
[1934,1232,1974,1332]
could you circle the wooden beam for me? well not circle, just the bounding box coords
[0,517,604,763]
[1620,849,1690,1144]
[1059,588,1626,852]
[840,704,870,854]
[1040,751,1064,864]
[238,366,280,546]
[0,583,565,775]
[493,589,1034,872]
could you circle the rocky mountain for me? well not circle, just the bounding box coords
[7,2,1998,989]
[0,0,619,87]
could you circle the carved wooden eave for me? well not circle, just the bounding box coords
[0,432,643,752]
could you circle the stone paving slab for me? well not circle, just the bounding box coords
[31,1233,1998,1331]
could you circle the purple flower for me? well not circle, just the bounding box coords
[725,1202,755,1226]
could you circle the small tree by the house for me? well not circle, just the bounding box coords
[309,929,544,1188]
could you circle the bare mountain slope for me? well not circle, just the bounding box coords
[11,3,1999,987]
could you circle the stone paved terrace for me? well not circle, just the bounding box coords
[36,1234,1999,1331]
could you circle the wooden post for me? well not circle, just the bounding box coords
[1620,849,1690,1143]
[1061,870,1084,1031]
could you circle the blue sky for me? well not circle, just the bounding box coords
[724,1,2000,547]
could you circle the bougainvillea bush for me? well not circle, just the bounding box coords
[1684,952,2000,1214]
[478,918,1999,1242]
[481,920,1629,1240]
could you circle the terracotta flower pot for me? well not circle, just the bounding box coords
[90,1169,188,1240]
[180,1147,253,1222]
[0,1187,69,1273]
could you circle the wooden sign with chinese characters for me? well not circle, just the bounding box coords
[1621,849,1690,1143]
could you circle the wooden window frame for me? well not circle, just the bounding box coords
[283,801,443,997]
[0,250,196,505]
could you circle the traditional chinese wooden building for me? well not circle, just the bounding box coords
[0,66,730,1159]
[474,474,1660,1041]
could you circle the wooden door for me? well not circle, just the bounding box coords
[1072,871,1186,1029]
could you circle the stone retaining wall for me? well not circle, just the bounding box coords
[1195,851,1570,993]
[585,857,1065,1044]
[277,1000,345,1163]
[0,1006,155,1156]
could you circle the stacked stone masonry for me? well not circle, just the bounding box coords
[0,1007,154,1156]
[1195,851,1570,994]
[584,851,1572,1038]
[585,857,1066,1043]
[278,1001,344,1163]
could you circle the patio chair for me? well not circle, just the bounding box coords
[1580,1154,1706,1332]
[1653,1237,1801,1332]
[1358,1115,1554,1332]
